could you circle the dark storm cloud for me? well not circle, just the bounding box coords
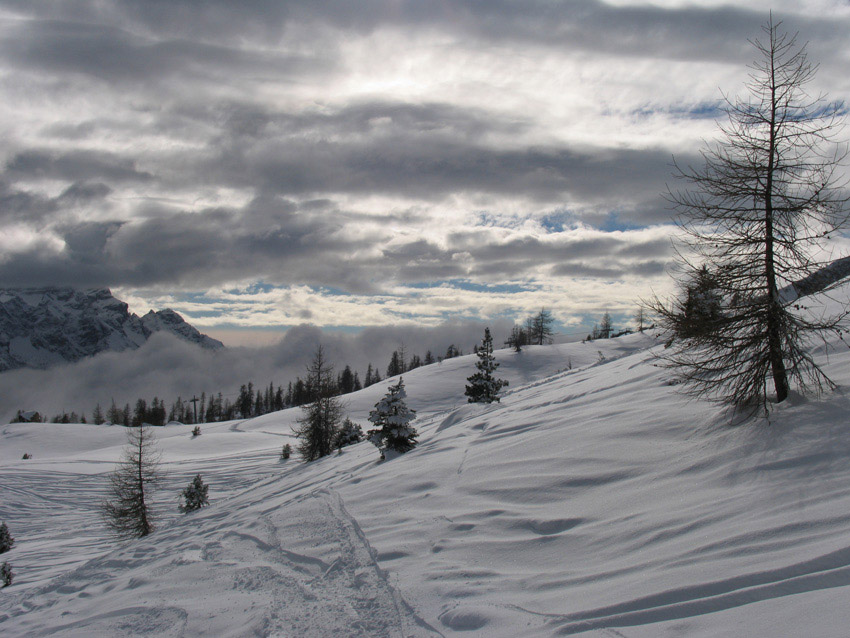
[183,100,529,144]
[3,0,843,63]
[441,232,675,280]
[169,133,679,212]
[551,260,668,279]
[0,197,387,290]
[0,190,673,290]
[1,19,334,84]
[7,149,153,183]
[0,180,58,223]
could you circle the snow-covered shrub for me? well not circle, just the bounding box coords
[367,377,418,458]
[180,474,209,513]
[1,562,12,587]
[280,443,292,460]
[334,418,364,451]
[21,453,31,460]
[191,426,201,437]
[0,523,13,554]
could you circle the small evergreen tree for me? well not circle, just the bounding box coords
[0,523,13,553]
[367,377,418,458]
[599,312,613,339]
[1,562,11,587]
[179,474,210,513]
[465,327,509,403]
[102,425,161,538]
[280,443,292,460]
[386,350,403,377]
[191,425,201,437]
[505,324,527,352]
[292,346,344,461]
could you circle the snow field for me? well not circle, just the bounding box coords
[2,330,850,636]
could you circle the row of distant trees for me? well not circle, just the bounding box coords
[14,339,473,426]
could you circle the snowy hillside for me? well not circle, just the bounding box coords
[3,325,850,636]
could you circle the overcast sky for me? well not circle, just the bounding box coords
[2,0,850,345]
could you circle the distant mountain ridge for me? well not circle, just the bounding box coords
[0,287,223,371]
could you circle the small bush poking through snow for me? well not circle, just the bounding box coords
[0,523,13,554]
[191,426,201,437]
[1,562,12,587]
[180,474,209,513]
[280,444,292,460]
[21,453,31,460]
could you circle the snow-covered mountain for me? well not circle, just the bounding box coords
[0,287,223,371]
[2,301,850,636]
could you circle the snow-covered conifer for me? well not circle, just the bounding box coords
[334,418,364,450]
[280,443,292,460]
[0,523,13,553]
[465,327,508,404]
[180,474,210,513]
[367,377,417,458]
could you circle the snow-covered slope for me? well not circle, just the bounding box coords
[0,288,223,371]
[2,327,850,636]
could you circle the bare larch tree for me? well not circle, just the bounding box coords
[102,424,162,538]
[650,16,848,411]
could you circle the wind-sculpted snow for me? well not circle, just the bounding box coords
[3,322,850,636]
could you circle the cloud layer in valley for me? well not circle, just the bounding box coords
[0,321,513,421]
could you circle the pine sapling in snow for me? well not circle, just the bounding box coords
[367,377,418,459]
[0,523,13,554]
[465,327,508,404]
[280,443,292,460]
[180,474,209,513]
[1,562,11,587]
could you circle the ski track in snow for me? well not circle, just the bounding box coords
[4,329,850,636]
[0,480,437,637]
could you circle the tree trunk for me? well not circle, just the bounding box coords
[764,36,790,404]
